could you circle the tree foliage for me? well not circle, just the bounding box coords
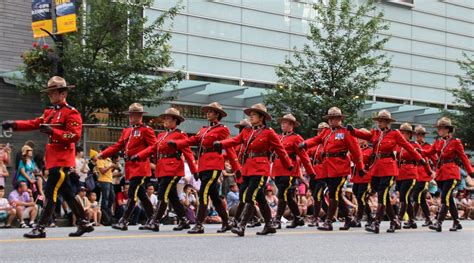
[264,0,391,136]
[19,0,183,121]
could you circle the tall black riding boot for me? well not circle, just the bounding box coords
[256,201,277,235]
[366,205,385,234]
[317,199,337,231]
[430,204,448,232]
[188,203,207,234]
[231,203,254,237]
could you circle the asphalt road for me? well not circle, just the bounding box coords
[0,221,473,262]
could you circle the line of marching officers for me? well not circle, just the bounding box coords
[2,76,473,239]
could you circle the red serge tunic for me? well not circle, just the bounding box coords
[174,122,240,173]
[351,128,421,177]
[220,126,291,177]
[15,103,82,169]
[308,144,325,180]
[304,127,363,178]
[101,123,157,180]
[351,146,373,184]
[271,132,315,177]
[417,142,437,182]
[137,129,198,177]
[396,141,421,181]
[422,137,473,181]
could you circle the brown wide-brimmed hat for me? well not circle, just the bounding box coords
[414,125,427,135]
[234,119,251,129]
[40,76,75,93]
[399,122,413,133]
[372,109,396,122]
[435,117,453,128]
[277,113,300,127]
[322,107,346,120]
[244,103,272,121]
[125,103,147,114]
[158,107,185,123]
[312,122,330,131]
[201,102,227,118]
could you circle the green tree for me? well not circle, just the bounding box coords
[19,0,183,121]
[264,0,391,137]
[447,52,474,150]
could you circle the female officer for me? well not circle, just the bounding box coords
[131,108,197,232]
[214,103,292,237]
[348,110,424,234]
[167,102,240,234]
[423,117,473,232]
[272,114,315,229]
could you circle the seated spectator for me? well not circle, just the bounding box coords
[368,192,378,214]
[0,185,16,228]
[74,186,92,226]
[296,186,308,217]
[342,187,358,217]
[427,191,441,217]
[88,191,102,226]
[305,189,315,217]
[226,183,239,217]
[0,143,11,188]
[180,184,198,224]
[8,182,38,227]
[114,182,130,219]
[265,185,278,219]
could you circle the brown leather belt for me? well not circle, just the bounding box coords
[245,152,270,159]
[201,148,221,154]
[322,151,347,158]
[376,152,395,159]
[400,160,417,165]
[157,152,181,160]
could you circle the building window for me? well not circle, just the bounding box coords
[189,74,240,86]
[375,96,410,105]
[172,104,207,119]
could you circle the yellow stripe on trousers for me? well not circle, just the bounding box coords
[317,188,323,202]
[203,170,218,205]
[53,168,66,203]
[134,177,146,202]
[164,176,178,203]
[283,177,294,202]
[335,177,346,202]
[251,176,266,204]
[404,179,416,203]
[383,177,395,205]
[417,182,429,203]
[445,179,457,208]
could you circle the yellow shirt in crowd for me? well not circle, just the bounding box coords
[96,158,113,183]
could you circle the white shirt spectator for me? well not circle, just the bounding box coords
[75,157,89,182]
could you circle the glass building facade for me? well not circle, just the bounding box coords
[146,0,473,110]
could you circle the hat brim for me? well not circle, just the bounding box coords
[277,117,300,127]
[434,124,453,128]
[123,111,148,115]
[158,113,185,123]
[201,106,228,117]
[399,129,413,133]
[244,108,272,121]
[372,117,396,122]
[40,85,75,93]
[322,114,346,120]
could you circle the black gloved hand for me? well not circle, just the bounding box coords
[287,165,294,172]
[39,124,53,135]
[193,173,200,181]
[167,140,177,148]
[470,172,474,178]
[1,120,16,130]
[129,155,139,162]
[235,170,242,178]
[213,141,222,151]
[346,124,354,132]
[298,142,307,150]
[415,148,422,154]
[419,158,426,166]
[359,169,366,177]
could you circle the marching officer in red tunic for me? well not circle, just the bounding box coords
[98,103,157,231]
[1,76,93,238]
[396,123,431,229]
[215,103,293,237]
[307,122,329,227]
[229,119,251,227]
[348,110,424,234]
[131,108,198,232]
[413,125,436,227]
[423,117,473,232]
[272,114,315,229]
[350,128,374,228]
[299,107,364,231]
[167,102,240,234]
